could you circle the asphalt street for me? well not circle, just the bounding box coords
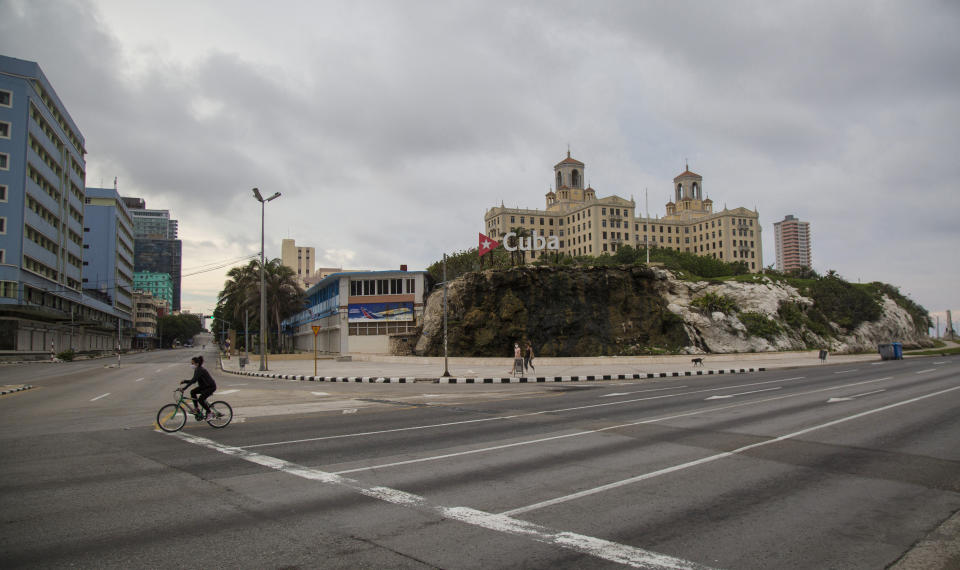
[1,348,958,569]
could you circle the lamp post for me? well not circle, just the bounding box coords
[252,187,281,371]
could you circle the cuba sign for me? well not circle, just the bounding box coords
[478,231,560,257]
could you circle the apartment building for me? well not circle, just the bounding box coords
[0,55,132,355]
[773,214,812,272]
[281,238,315,286]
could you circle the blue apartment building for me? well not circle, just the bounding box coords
[83,187,135,315]
[0,55,132,356]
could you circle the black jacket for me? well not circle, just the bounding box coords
[182,365,216,390]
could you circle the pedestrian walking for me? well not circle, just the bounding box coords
[511,343,524,376]
[524,342,535,372]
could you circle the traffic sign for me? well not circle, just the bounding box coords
[312,325,321,335]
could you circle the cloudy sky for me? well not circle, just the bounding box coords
[2,0,958,332]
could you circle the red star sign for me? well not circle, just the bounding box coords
[478,232,500,257]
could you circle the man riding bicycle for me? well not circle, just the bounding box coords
[180,355,217,419]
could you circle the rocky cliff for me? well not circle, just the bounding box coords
[414,266,932,356]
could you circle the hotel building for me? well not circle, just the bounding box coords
[773,214,812,272]
[483,152,763,271]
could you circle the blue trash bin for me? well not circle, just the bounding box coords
[892,342,903,360]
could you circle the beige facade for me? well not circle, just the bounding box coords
[483,153,763,271]
[132,290,167,348]
[281,238,315,286]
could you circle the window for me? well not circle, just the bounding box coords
[0,185,6,202]
[0,217,4,234]
[0,121,9,138]
[0,153,8,170]
[0,90,10,107]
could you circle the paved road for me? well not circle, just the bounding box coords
[1,349,958,568]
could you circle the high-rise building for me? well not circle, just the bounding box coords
[83,187,135,315]
[281,238,315,285]
[123,196,178,239]
[123,196,182,311]
[134,238,182,312]
[133,270,173,311]
[773,214,812,272]
[0,56,133,354]
[482,152,763,271]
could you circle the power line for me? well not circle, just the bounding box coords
[182,255,258,278]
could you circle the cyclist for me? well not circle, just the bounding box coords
[180,355,217,419]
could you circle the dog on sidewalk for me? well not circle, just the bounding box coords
[691,357,705,367]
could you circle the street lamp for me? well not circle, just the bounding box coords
[252,187,281,371]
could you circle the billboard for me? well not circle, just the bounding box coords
[348,302,414,322]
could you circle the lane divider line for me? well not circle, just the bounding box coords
[169,430,714,570]
[331,377,893,476]
[90,393,110,401]
[240,376,808,450]
[501,384,960,516]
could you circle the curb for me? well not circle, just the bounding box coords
[220,368,765,384]
[0,385,34,396]
[437,368,765,383]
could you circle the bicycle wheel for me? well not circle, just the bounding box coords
[157,404,187,432]
[206,401,233,428]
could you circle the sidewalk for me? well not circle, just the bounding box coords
[219,350,884,383]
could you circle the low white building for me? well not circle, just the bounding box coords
[284,269,429,355]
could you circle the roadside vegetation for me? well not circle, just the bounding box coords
[429,245,931,346]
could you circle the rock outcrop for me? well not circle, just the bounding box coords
[414,266,932,357]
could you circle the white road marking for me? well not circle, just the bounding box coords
[501,382,957,517]
[135,377,145,382]
[342,408,357,414]
[704,386,781,400]
[333,377,894,476]
[311,392,330,396]
[169,431,714,570]
[602,386,686,398]
[218,389,240,395]
[916,369,936,374]
[832,369,859,374]
[241,377,808,450]
[227,383,249,386]
[827,389,886,403]
[90,393,110,401]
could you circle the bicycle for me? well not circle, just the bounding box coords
[156,387,233,432]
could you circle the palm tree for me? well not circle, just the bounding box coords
[262,259,304,352]
[216,258,304,353]
[217,261,259,347]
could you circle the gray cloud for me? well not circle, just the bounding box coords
[1,0,957,316]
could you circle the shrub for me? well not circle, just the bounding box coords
[691,292,739,315]
[809,275,881,330]
[739,312,781,340]
[56,349,76,361]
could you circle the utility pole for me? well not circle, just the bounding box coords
[442,253,450,377]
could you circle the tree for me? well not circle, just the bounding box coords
[158,313,203,348]
[214,258,304,353]
[263,259,305,352]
